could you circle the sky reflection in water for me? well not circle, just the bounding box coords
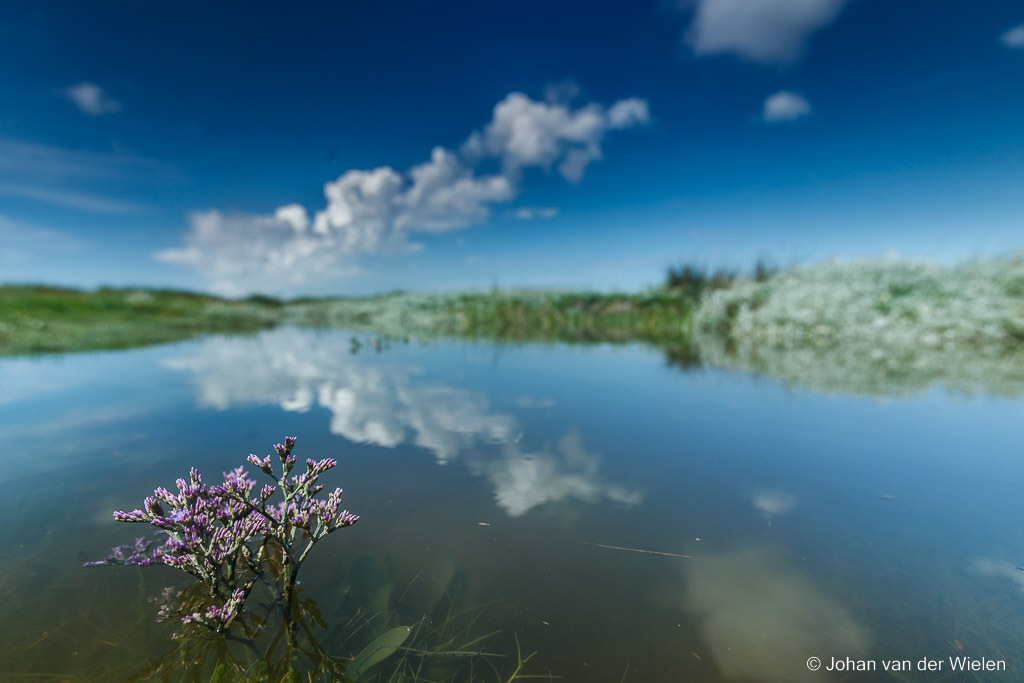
[1,329,1023,681]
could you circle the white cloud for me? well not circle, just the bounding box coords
[395,147,514,233]
[159,91,649,294]
[471,92,649,183]
[762,91,812,122]
[274,204,310,232]
[1001,24,1024,49]
[64,82,122,115]
[155,210,358,297]
[607,98,651,128]
[683,0,850,65]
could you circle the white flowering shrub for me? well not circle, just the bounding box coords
[692,255,1024,396]
[695,255,1024,349]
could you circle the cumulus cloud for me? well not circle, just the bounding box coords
[1001,24,1024,49]
[465,93,650,183]
[156,210,359,297]
[762,91,812,122]
[683,0,850,65]
[64,82,121,115]
[158,91,649,294]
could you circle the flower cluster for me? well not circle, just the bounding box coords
[86,437,358,633]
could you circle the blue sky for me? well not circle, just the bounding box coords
[1,0,1022,296]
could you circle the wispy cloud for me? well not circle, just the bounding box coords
[0,183,144,214]
[157,90,650,295]
[0,139,165,215]
[0,139,159,179]
[0,214,89,260]
[543,79,582,105]
[681,0,850,65]
[64,82,122,115]
[510,206,560,220]
[1001,23,1024,49]
[762,91,812,122]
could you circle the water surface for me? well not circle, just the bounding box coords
[1,328,1022,681]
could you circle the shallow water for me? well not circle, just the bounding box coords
[1,327,1022,681]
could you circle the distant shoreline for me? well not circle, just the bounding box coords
[3,255,1022,396]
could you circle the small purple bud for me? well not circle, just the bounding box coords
[153,487,175,504]
[113,509,149,523]
[335,511,359,527]
[144,496,165,517]
[248,453,273,475]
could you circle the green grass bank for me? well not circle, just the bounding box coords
[0,285,282,355]
[0,285,699,356]
[4,254,1023,396]
[287,289,697,344]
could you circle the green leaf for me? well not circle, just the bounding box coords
[208,662,227,683]
[350,625,413,677]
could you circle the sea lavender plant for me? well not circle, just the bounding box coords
[86,437,358,635]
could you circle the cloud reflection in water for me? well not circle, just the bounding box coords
[164,330,640,517]
[471,431,643,517]
[680,542,869,682]
[752,488,797,524]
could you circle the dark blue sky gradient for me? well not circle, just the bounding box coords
[1,0,1022,294]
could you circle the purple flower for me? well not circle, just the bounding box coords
[247,453,273,475]
[86,435,358,633]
